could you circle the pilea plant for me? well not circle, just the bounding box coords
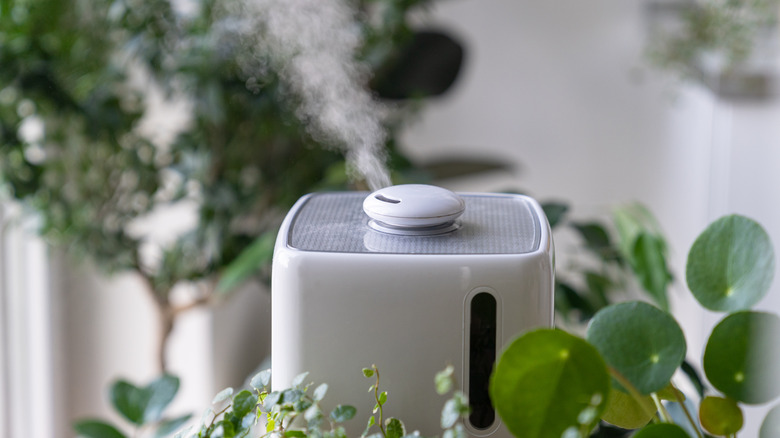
[490,214,780,438]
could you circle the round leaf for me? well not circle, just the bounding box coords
[586,301,686,394]
[233,390,258,418]
[703,311,780,404]
[633,423,691,438]
[110,380,147,426]
[330,405,357,423]
[490,329,609,438]
[601,388,654,429]
[73,420,126,438]
[699,395,743,436]
[144,374,180,423]
[760,403,780,438]
[686,215,775,311]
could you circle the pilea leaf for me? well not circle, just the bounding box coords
[73,420,127,438]
[633,423,691,438]
[686,215,775,312]
[760,403,780,438]
[703,311,780,404]
[586,301,686,394]
[490,329,609,438]
[600,388,654,429]
[699,395,743,436]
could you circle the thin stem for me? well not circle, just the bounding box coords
[608,367,658,420]
[651,393,672,423]
[670,382,703,438]
[373,366,386,437]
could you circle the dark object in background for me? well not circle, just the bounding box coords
[372,30,465,99]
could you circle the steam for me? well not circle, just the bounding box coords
[230,0,392,190]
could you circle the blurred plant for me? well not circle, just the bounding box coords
[543,201,672,325]
[73,374,191,438]
[490,214,780,438]
[0,0,467,371]
[647,0,779,80]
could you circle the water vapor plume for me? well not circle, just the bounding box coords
[233,0,393,190]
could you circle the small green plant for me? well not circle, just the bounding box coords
[75,366,470,438]
[490,214,780,438]
[73,374,191,438]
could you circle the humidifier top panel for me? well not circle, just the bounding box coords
[286,192,541,254]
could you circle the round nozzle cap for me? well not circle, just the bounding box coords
[363,184,465,235]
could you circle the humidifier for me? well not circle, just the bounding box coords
[272,184,554,437]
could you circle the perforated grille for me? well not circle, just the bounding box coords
[287,192,541,254]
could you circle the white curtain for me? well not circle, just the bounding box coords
[0,204,61,437]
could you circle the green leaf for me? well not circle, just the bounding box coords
[362,367,375,378]
[212,387,234,405]
[703,311,780,404]
[313,383,328,401]
[219,419,235,438]
[572,222,611,255]
[385,418,405,438]
[378,391,388,406]
[490,329,609,438]
[364,415,376,436]
[686,215,775,311]
[631,233,671,311]
[586,301,686,394]
[154,414,192,438]
[760,403,780,438]
[232,390,258,418]
[251,369,271,390]
[291,372,309,388]
[330,405,357,423]
[283,431,306,438]
[541,202,568,229]
[600,388,654,429]
[73,419,126,438]
[633,423,691,438]
[215,230,276,295]
[441,399,460,429]
[144,374,180,423]
[699,395,743,436]
[110,380,147,426]
[435,365,455,395]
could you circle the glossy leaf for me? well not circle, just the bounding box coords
[144,374,180,423]
[110,381,147,426]
[600,388,654,429]
[686,215,775,311]
[232,390,257,418]
[330,405,357,423]
[760,403,780,438]
[251,369,271,390]
[154,414,192,438]
[703,311,780,404]
[586,301,686,394]
[435,365,455,395]
[631,233,671,311]
[699,395,743,436]
[490,329,609,438]
[313,383,328,401]
[73,419,126,438]
[633,423,691,438]
[385,418,405,438]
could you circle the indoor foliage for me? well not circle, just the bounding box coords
[74,365,469,438]
[490,214,780,438]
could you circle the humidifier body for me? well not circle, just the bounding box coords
[272,186,553,437]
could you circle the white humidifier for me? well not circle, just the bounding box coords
[272,184,554,437]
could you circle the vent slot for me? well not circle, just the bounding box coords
[468,291,497,430]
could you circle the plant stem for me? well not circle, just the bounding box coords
[651,393,672,423]
[607,367,658,420]
[373,366,386,438]
[670,382,703,438]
